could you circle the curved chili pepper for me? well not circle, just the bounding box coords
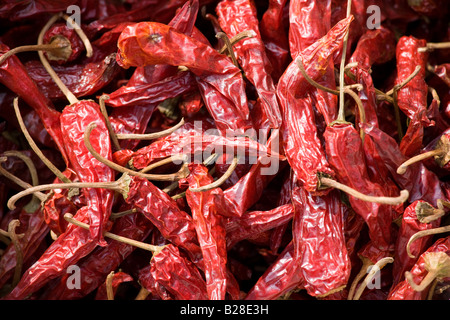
[245,241,304,300]
[116,21,253,136]
[216,0,282,129]
[60,100,115,245]
[0,43,67,163]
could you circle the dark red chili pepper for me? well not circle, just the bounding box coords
[259,0,289,82]
[94,271,133,300]
[362,123,446,206]
[324,123,398,259]
[42,22,85,64]
[216,0,282,129]
[60,100,115,245]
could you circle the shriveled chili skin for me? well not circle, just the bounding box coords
[388,236,450,300]
[392,200,442,286]
[395,36,432,126]
[324,123,397,257]
[60,100,115,245]
[186,164,228,300]
[216,0,282,129]
[116,21,252,135]
[292,186,350,297]
[125,176,202,263]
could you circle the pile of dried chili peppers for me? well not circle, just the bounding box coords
[0,0,449,301]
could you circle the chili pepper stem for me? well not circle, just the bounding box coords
[296,57,339,95]
[406,225,450,258]
[415,202,445,224]
[189,156,239,192]
[13,97,73,184]
[337,0,353,123]
[352,257,394,300]
[418,42,450,52]
[84,122,189,182]
[405,252,450,292]
[98,94,121,151]
[386,65,421,96]
[320,176,409,205]
[0,41,70,65]
[8,219,24,290]
[135,287,150,300]
[216,32,240,68]
[139,154,188,174]
[106,271,115,300]
[7,173,132,210]
[219,31,254,55]
[116,117,185,140]
[64,213,166,254]
[61,13,93,58]
[397,135,449,174]
[37,14,79,105]
[347,258,371,300]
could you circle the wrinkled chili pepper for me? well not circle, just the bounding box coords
[395,36,433,126]
[291,184,350,297]
[116,21,253,136]
[185,163,228,300]
[388,236,450,300]
[216,0,282,129]
[94,271,133,300]
[277,16,354,195]
[392,200,443,286]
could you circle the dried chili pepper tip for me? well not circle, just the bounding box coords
[397,134,450,174]
[405,252,450,292]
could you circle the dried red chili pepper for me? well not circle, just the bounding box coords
[141,244,208,300]
[291,185,351,297]
[395,36,433,126]
[216,0,282,129]
[94,271,133,300]
[392,200,443,286]
[388,236,450,300]
[277,16,354,195]
[116,21,253,136]
[185,163,228,300]
[0,43,67,162]
[39,210,153,299]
